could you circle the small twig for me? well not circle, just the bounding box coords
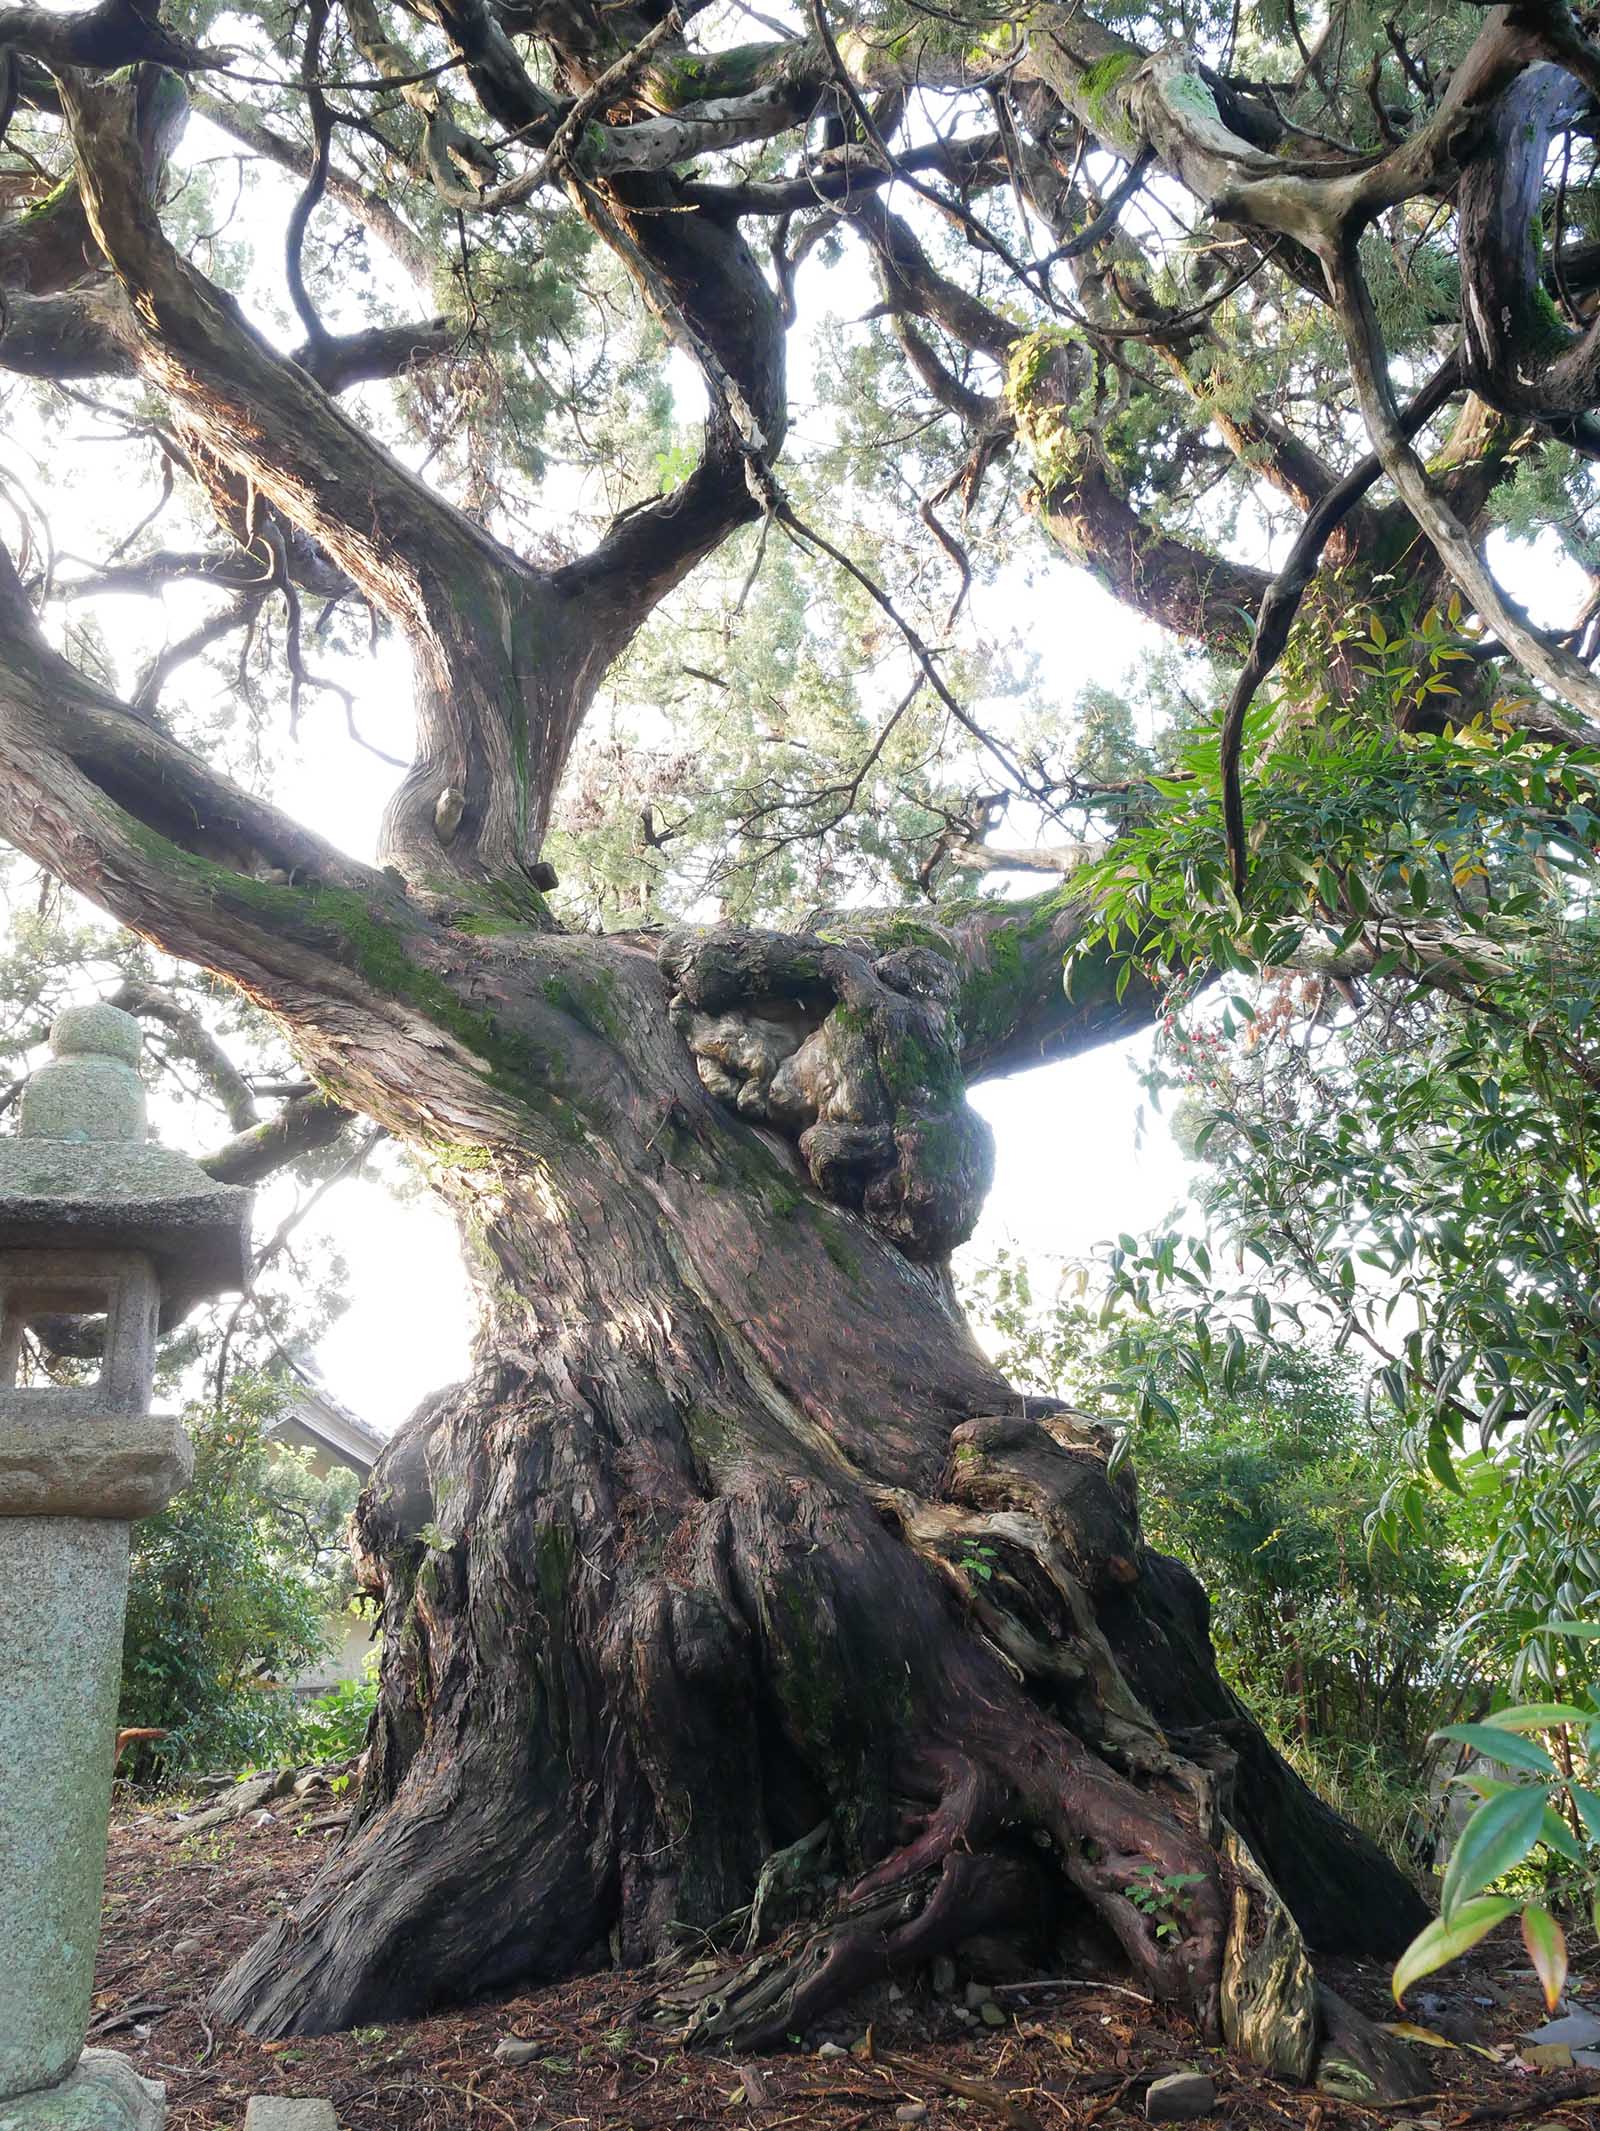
[990,1976,1153,2003]
[875,2048,1044,2131]
[1456,2082,1600,2125]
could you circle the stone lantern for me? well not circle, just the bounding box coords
[0,1005,251,2131]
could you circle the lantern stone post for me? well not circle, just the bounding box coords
[0,1005,251,2131]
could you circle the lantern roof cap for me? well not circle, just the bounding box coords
[0,1004,250,1322]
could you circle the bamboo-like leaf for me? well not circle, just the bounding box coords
[1483,1703,1591,1732]
[1440,1786,1547,1916]
[1521,1903,1567,2014]
[1539,1805,1583,1866]
[1393,1897,1517,2003]
[1432,1723,1556,1775]
[1570,1783,1600,1843]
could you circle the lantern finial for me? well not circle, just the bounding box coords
[18,1005,147,1146]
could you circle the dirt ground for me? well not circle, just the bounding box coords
[94,1790,1600,2131]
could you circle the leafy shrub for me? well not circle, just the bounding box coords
[119,1374,359,1783]
[1395,1624,1600,2007]
[289,1661,380,1763]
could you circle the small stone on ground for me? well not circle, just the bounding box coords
[242,2103,338,2131]
[1145,2070,1217,2121]
[491,2037,542,2066]
[894,2106,927,2124]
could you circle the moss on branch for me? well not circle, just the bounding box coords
[120,822,564,1110]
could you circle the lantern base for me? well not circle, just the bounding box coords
[0,2054,164,2131]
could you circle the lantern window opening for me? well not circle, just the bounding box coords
[0,1250,161,1417]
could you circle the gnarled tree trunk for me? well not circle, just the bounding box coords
[10,7,1552,2090]
[178,905,1426,2068]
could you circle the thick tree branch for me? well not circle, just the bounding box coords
[0,276,452,392]
[296,317,456,392]
[681,134,1004,218]
[199,1090,354,1185]
[891,314,997,431]
[59,73,520,626]
[108,975,259,1129]
[1326,239,1600,740]
[0,533,413,1006]
[1456,59,1600,447]
[0,0,204,73]
[849,196,1019,361]
[56,68,571,886]
[813,880,1156,1086]
[339,0,502,207]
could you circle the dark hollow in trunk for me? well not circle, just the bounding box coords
[209,920,1427,2077]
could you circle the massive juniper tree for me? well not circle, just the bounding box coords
[6,0,1600,2078]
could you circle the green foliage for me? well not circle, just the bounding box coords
[289,1658,381,1764]
[119,1375,359,1783]
[1127,1865,1206,1943]
[1393,1636,1600,2005]
[1060,610,1600,1695]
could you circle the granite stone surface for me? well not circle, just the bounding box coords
[0,1520,131,2098]
[0,2054,163,2131]
[242,2102,339,2131]
[0,1412,192,1517]
[0,1006,249,1324]
[0,1252,159,1421]
[0,1145,248,1327]
[18,1007,147,1146]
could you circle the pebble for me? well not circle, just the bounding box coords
[1144,2070,1216,2122]
[243,2104,337,2131]
[816,2041,848,2060]
[493,2037,543,2066]
[979,2001,1006,2028]
[895,2107,928,2125]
